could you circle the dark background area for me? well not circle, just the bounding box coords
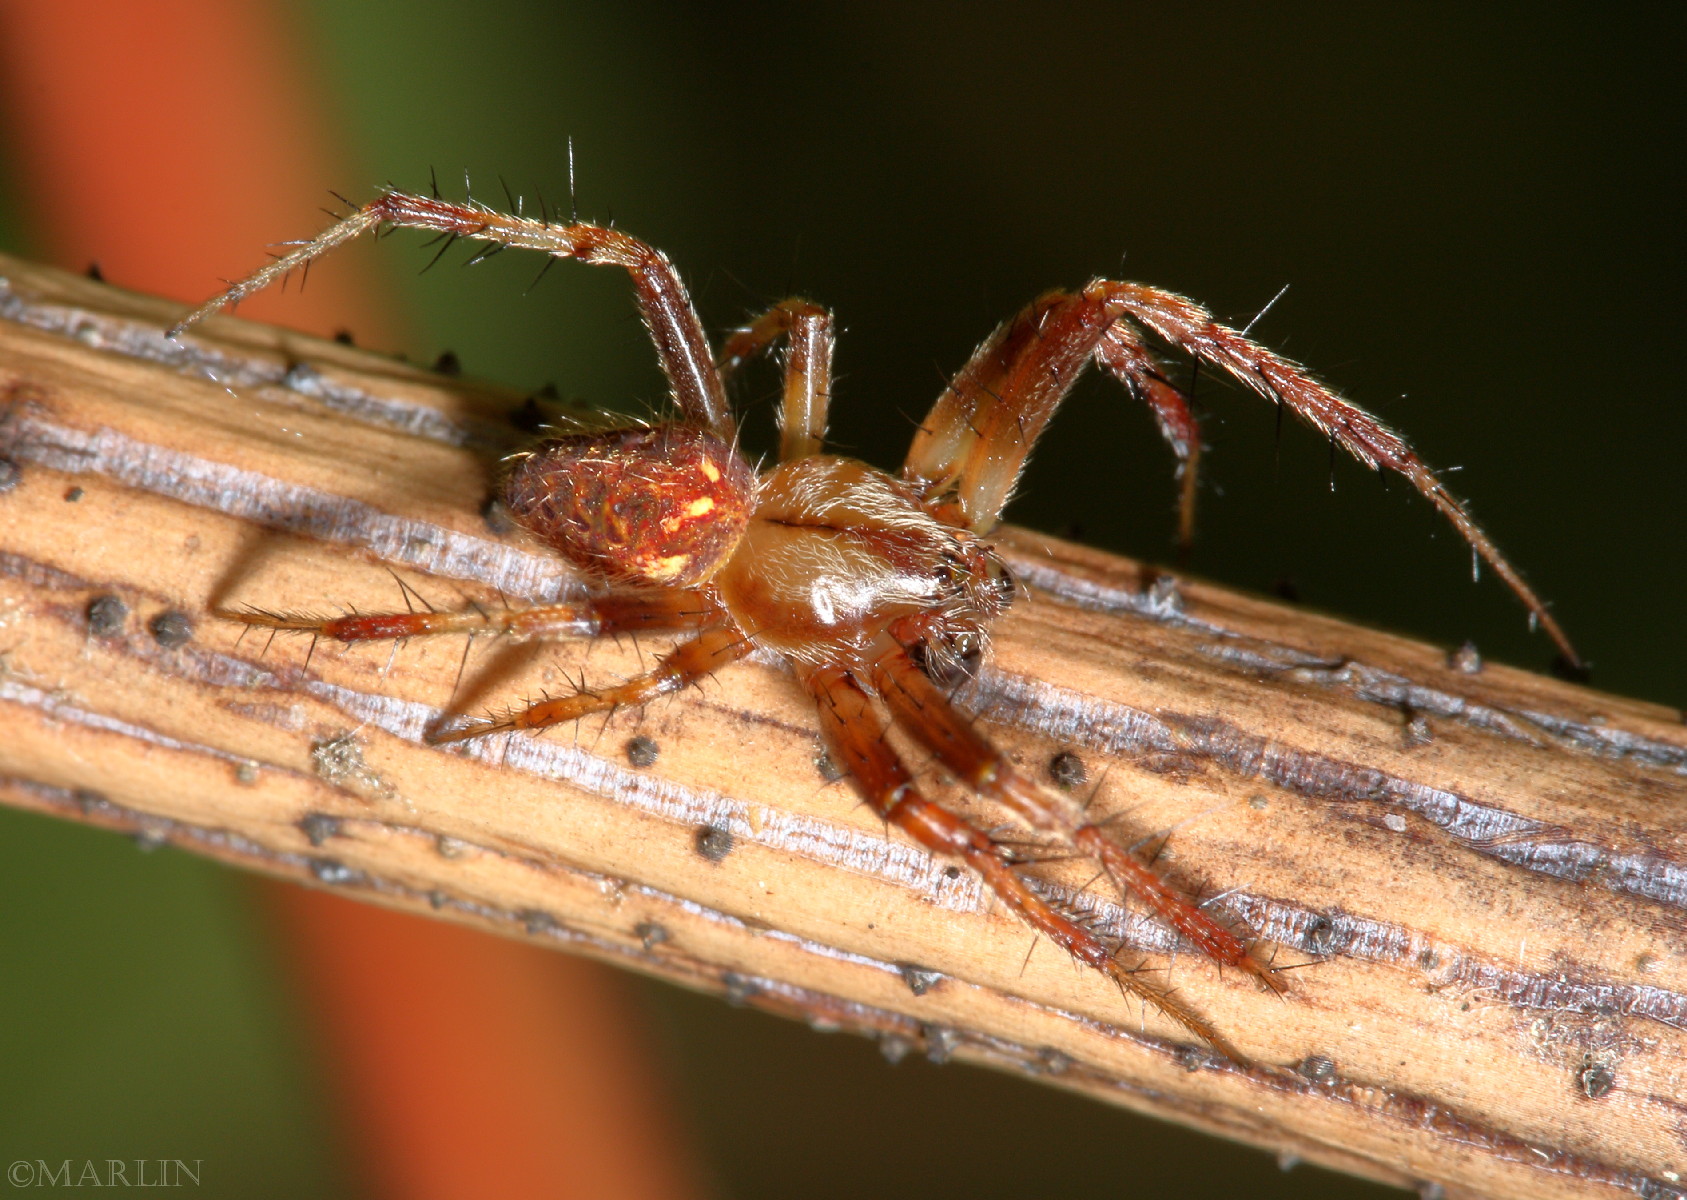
[1,4,1679,1197]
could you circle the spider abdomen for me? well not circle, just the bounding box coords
[503,424,755,587]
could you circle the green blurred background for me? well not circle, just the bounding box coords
[1,4,1680,1197]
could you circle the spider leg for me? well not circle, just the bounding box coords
[871,636,1284,995]
[905,281,1577,666]
[1096,280,1576,665]
[429,621,754,744]
[1095,322,1202,557]
[905,290,1196,533]
[222,589,716,645]
[804,664,1248,1063]
[717,298,835,460]
[168,190,733,438]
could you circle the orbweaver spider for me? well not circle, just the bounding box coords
[169,189,1577,1063]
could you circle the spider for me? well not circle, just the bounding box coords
[168,189,1578,1064]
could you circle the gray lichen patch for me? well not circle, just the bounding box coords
[311,730,401,806]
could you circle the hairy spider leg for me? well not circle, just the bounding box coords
[429,622,755,744]
[168,190,734,438]
[805,664,1248,1063]
[870,635,1283,994]
[905,281,1577,666]
[716,298,835,461]
[1099,280,1576,666]
[1095,323,1202,556]
[905,291,1201,538]
[221,589,718,644]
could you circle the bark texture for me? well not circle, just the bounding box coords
[1,255,1682,1199]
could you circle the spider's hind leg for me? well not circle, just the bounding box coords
[223,588,717,647]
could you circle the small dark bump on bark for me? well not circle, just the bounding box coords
[921,1024,960,1064]
[1297,1055,1338,1084]
[280,360,320,390]
[722,972,758,1006]
[479,493,516,534]
[432,349,462,377]
[1049,750,1087,789]
[625,735,660,768]
[521,909,558,936]
[63,486,83,502]
[694,824,734,863]
[149,610,194,648]
[1447,640,1483,673]
[1037,1047,1073,1075]
[86,594,128,636]
[1301,913,1344,956]
[814,748,846,782]
[509,395,549,433]
[309,858,357,885]
[0,456,20,493]
[1550,653,1591,685]
[1174,1045,1210,1073]
[297,813,342,847]
[897,963,943,996]
[1576,1058,1615,1100]
[634,921,670,951]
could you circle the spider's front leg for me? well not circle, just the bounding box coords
[907,291,1203,545]
[717,298,835,460]
[168,189,735,438]
[1096,324,1203,556]
[906,280,1578,665]
[804,664,1249,1063]
[870,632,1283,994]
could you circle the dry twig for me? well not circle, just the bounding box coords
[0,256,1682,1199]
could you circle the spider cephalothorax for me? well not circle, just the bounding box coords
[170,188,1576,1063]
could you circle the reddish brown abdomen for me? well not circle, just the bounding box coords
[504,425,754,587]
